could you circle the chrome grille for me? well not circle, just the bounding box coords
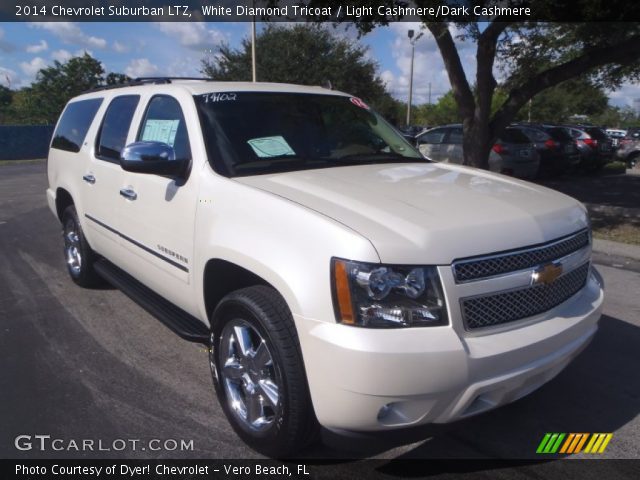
[461,262,590,330]
[453,230,589,283]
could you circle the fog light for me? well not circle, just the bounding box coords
[377,404,392,421]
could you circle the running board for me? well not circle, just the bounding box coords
[94,259,209,344]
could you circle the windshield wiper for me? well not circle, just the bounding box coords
[337,152,420,162]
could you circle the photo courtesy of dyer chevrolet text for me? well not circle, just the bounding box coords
[16,463,309,477]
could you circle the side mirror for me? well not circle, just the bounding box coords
[120,141,188,176]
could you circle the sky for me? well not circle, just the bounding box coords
[0,21,638,109]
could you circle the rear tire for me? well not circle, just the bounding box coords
[209,285,318,458]
[61,205,101,287]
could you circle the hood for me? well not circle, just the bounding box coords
[234,162,589,264]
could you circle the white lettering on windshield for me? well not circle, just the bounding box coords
[201,93,237,103]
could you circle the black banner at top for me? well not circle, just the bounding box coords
[3,0,640,22]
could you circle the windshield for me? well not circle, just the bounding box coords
[194,92,423,177]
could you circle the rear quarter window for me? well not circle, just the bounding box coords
[500,128,531,144]
[51,98,103,153]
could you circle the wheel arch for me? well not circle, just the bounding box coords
[203,258,290,325]
[55,187,74,221]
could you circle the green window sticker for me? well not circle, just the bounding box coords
[247,136,295,158]
[141,119,180,146]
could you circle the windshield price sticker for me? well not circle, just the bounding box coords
[247,136,296,158]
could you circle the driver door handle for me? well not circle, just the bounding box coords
[82,174,96,184]
[119,188,137,201]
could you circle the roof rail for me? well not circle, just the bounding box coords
[86,76,213,93]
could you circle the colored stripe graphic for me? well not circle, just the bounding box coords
[537,433,612,454]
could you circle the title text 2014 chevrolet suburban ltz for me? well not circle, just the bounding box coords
[46,79,604,457]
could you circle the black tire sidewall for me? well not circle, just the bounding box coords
[210,290,307,457]
[61,205,97,287]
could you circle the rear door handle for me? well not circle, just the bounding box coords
[119,188,137,201]
[82,174,96,184]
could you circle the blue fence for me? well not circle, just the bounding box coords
[0,125,54,160]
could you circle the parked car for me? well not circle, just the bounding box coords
[399,124,427,143]
[511,124,579,177]
[605,128,627,148]
[46,79,603,457]
[554,126,611,171]
[416,124,539,179]
[616,129,640,168]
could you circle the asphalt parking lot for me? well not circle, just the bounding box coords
[1,162,639,474]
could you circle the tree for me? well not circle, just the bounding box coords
[201,24,390,113]
[0,85,12,123]
[26,53,104,123]
[306,1,640,169]
[415,90,462,125]
[106,72,131,85]
[515,78,609,124]
[4,53,129,125]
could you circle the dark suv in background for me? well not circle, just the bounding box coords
[562,125,614,171]
[512,124,580,177]
[617,128,640,168]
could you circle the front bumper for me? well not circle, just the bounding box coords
[46,187,57,219]
[294,267,603,432]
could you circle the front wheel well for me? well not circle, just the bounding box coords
[203,259,273,321]
[55,188,74,221]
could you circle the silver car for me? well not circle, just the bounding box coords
[616,129,640,168]
[416,124,539,179]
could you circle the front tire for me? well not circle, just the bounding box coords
[61,205,100,287]
[209,286,318,457]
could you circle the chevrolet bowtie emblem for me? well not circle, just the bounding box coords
[532,262,563,285]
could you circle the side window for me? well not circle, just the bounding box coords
[51,98,103,153]
[138,96,191,160]
[418,128,447,145]
[447,127,463,145]
[96,95,140,161]
[527,128,547,142]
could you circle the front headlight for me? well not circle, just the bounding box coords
[331,258,448,328]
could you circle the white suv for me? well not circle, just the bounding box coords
[47,79,604,457]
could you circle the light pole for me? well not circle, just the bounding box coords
[251,0,256,82]
[251,17,257,82]
[406,29,423,126]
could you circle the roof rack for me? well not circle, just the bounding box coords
[87,76,213,93]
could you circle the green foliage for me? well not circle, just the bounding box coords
[106,72,131,85]
[3,54,129,125]
[590,106,640,128]
[414,91,462,126]
[368,93,405,125]
[511,78,609,124]
[201,24,387,105]
[0,85,12,123]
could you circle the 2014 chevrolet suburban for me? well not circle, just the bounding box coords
[46,78,604,457]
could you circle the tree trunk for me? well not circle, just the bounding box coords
[462,117,493,170]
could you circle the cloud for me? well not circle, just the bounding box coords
[607,82,640,109]
[384,23,476,106]
[51,49,72,63]
[0,27,17,53]
[125,58,158,78]
[29,22,107,49]
[155,22,226,51]
[112,40,129,53]
[26,39,48,53]
[20,57,48,78]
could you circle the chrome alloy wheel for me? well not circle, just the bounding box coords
[218,319,281,432]
[63,218,82,276]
